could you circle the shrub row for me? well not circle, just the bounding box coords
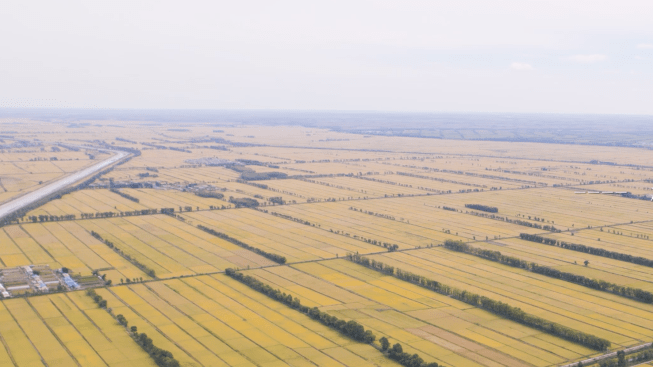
[520,233,653,268]
[225,269,438,367]
[444,239,653,303]
[464,204,498,213]
[86,289,180,367]
[90,231,156,278]
[110,188,140,203]
[194,191,224,200]
[197,225,286,264]
[598,345,653,367]
[346,253,611,351]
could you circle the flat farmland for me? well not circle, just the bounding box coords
[0,292,155,367]
[569,182,653,196]
[306,176,427,198]
[28,189,148,217]
[464,238,653,292]
[267,201,468,248]
[184,208,384,262]
[245,260,593,367]
[1,221,149,282]
[298,197,547,241]
[77,215,276,278]
[257,178,365,202]
[122,188,230,210]
[368,248,653,351]
[93,275,401,367]
[415,187,652,230]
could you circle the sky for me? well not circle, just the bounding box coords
[1,0,652,114]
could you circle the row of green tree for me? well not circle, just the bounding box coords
[26,214,76,222]
[520,233,653,268]
[110,188,140,203]
[346,253,611,351]
[86,289,180,367]
[225,269,438,367]
[444,240,653,303]
[597,344,653,367]
[197,225,286,264]
[90,231,156,278]
[194,191,224,199]
[464,204,498,213]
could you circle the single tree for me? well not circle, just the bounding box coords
[379,337,390,351]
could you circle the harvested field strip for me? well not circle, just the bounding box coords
[94,275,400,367]
[245,260,588,366]
[370,249,653,349]
[184,209,383,262]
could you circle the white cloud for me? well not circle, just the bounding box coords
[637,43,653,49]
[568,54,607,63]
[510,62,534,71]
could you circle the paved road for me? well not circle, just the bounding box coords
[0,149,129,221]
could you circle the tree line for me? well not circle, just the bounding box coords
[110,188,140,203]
[225,269,438,367]
[346,253,611,351]
[598,344,653,367]
[464,204,498,213]
[86,289,180,367]
[196,225,286,264]
[90,231,156,278]
[444,239,653,304]
[520,233,653,269]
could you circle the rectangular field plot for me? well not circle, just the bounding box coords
[368,248,653,351]
[1,222,149,283]
[183,209,384,262]
[0,292,155,367]
[28,189,148,217]
[267,201,467,248]
[244,260,591,367]
[93,275,401,367]
[293,197,545,241]
[414,187,652,230]
[255,178,364,203]
[77,215,277,278]
[467,237,653,292]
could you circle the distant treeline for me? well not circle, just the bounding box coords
[110,188,140,203]
[519,233,653,269]
[197,224,286,264]
[346,253,611,351]
[194,191,224,200]
[464,204,498,213]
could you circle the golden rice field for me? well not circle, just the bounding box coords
[0,291,155,367]
[246,260,596,367]
[1,122,653,366]
[92,274,401,367]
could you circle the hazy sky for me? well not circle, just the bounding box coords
[1,1,652,114]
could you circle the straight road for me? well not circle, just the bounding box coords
[0,149,129,221]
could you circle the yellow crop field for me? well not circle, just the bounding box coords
[92,275,401,367]
[0,292,155,367]
[77,215,277,278]
[184,208,385,262]
[2,121,653,367]
[245,260,596,367]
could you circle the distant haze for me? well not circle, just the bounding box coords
[1,1,652,114]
